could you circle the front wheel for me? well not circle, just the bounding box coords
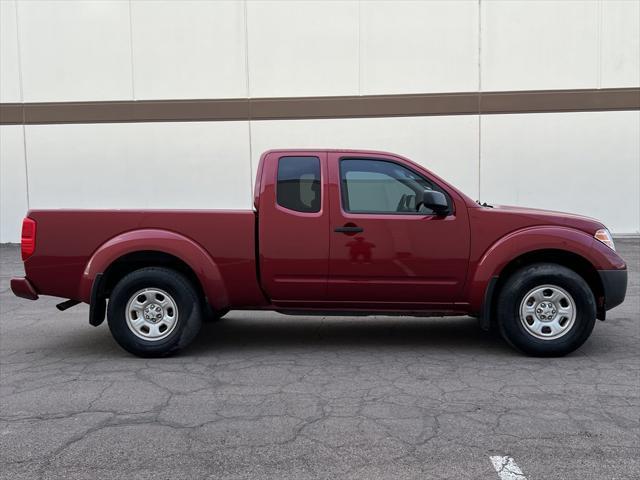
[496,263,596,357]
[107,267,202,357]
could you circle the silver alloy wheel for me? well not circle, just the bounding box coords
[125,288,179,341]
[519,284,576,340]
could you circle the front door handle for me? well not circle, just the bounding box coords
[334,225,364,233]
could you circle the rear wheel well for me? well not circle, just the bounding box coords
[489,249,605,325]
[102,251,205,303]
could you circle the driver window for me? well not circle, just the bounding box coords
[339,159,439,214]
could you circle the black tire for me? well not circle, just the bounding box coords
[496,263,596,357]
[107,267,202,357]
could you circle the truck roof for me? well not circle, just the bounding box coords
[260,148,400,157]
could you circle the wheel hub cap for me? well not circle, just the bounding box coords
[519,285,576,340]
[125,288,179,341]
[143,303,163,322]
[535,302,557,321]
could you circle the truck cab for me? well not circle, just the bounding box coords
[256,149,472,311]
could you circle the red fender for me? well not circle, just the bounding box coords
[79,229,228,309]
[467,226,625,312]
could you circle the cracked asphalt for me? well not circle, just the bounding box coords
[1,240,638,480]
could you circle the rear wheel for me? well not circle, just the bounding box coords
[107,267,202,357]
[496,263,596,356]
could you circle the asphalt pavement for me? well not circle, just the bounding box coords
[1,239,638,480]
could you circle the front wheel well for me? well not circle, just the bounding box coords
[101,251,205,303]
[488,249,605,325]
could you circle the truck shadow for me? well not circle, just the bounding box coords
[190,313,509,355]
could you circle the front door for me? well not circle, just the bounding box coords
[327,153,469,308]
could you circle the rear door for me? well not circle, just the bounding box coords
[258,151,329,303]
[327,152,470,308]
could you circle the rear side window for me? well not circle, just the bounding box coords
[277,156,321,213]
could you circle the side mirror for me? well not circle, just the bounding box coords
[419,190,449,215]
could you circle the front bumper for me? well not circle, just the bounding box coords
[10,277,39,300]
[598,269,627,311]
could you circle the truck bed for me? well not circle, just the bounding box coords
[24,209,266,307]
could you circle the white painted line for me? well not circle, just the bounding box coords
[490,456,528,480]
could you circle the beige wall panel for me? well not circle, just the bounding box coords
[1,0,21,103]
[131,0,247,100]
[246,0,359,97]
[481,0,599,91]
[601,0,640,88]
[0,126,28,243]
[361,0,478,94]
[25,121,253,211]
[481,111,640,234]
[17,0,133,102]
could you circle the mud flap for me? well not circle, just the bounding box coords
[479,276,499,331]
[89,273,106,326]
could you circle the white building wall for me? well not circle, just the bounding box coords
[481,0,600,90]
[131,0,248,100]
[360,0,479,94]
[25,121,253,210]
[1,0,639,242]
[601,0,640,87]
[17,0,134,102]
[0,0,20,103]
[247,0,360,97]
[0,125,28,243]
[481,111,640,234]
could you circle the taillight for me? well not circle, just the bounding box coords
[21,217,36,260]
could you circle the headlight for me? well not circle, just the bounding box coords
[595,228,615,251]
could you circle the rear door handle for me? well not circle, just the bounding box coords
[334,226,364,233]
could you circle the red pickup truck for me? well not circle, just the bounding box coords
[11,149,627,357]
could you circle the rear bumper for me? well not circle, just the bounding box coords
[598,269,627,311]
[11,277,39,300]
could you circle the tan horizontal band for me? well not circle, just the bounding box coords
[1,88,638,125]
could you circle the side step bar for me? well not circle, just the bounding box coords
[56,299,80,311]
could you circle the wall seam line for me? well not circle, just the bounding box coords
[596,0,603,89]
[477,0,482,202]
[14,0,30,210]
[128,0,136,100]
[357,0,362,96]
[243,0,254,205]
